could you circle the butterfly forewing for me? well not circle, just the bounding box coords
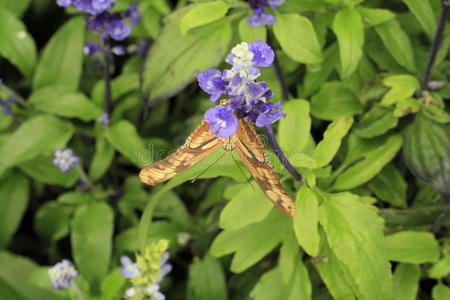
[139,121,223,185]
[234,120,296,217]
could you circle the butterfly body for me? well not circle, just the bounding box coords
[139,120,296,217]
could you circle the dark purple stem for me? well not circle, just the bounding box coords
[264,125,302,181]
[420,1,450,94]
[432,200,450,234]
[102,37,112,115]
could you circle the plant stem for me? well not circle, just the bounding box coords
[268,30,290,100]
[264,125,302,181]
[432,200,450,234]
[419,1,450,94]
[102,37,113,115]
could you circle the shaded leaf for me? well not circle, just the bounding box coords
[393,264,420,300]
[368,163,407,208]
[187,255,228,300]
[385,231,440,264]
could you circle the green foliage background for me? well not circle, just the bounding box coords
[0,0,449,299]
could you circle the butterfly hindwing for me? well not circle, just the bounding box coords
[234,119,296,217]
[139,121,223,185]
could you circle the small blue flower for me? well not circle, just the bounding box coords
[111,45,127,56]
[267,0,285,9]
[56,0,72,7]
[1,96,16,115]
[97,112,110,125]
[106,19,131,41]
[91,0,113,13]
[53,149,80,172]
[84,41,101,56]
[120,256,141,278]
[125,2,140,25]
[204,106,238,138]
[248,8,276,27]
[256,101,286,127]
[197,69,227,102]
[48,259,79,290]
[249,40,274,67]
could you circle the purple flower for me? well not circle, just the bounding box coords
[249,40,274,67]
[256,101,286,127]
[105,19,131,41]
[91,0,113,13]
[84,41,101,56]
[267,0,285,9]
[125,2,140,25]
[111,45,126,56]
[204,106,238,138]
[1,96,16,115]
[56,0,72,7]
[53,149,80,172]
[120,256,140,278]
[97,112,110,125]
[197,69,227,102]
[248,8,276,27]
[48,260,78,290]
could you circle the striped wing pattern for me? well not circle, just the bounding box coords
[234,120,296,218]
[139,120,223,185]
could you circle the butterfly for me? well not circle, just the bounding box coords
[139,118,296,217]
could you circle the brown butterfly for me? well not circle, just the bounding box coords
[139,118,296,217]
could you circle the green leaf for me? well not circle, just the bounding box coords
[354,106,398,138]
[279,233,299,284]
[187,255,228,300]
[331,134,403,191]
[368,163,407,208]
[358,7,396,26]
[314,231,355,300]
[180,1,229,35]
[0,0,31,16]
[0,8,36,77]
[18,155,79,187]
[33,17,85,91]
[332,9,364,78]
[278,99,311,155]
[381,74,419,106]
[375,19,416,73]
[143,9,231,102]
[91,73,140,105]
[238,17,266,43]
[100,269,127,300]
[402,0,436,38]
[89,136,115,181]
[385,231,440,263]
[313,116,353,167]
[0,115,74,173]
[293,186,319,256]
[318,192,393,300]
[282,258,312,300]
[29,85,102,121]
[273,13,322,64]
[220,184,273,231]
[393,264,420,300]
[105,120,146,168]
[211,210,289,273]
[429,254,450,279]
[71,202,114,287]
[34,201,74,241]
[0,174,29,248]
[432,284,450,300]
[250,267,285,300]
[311,82,362,121]
[402,114,450,196]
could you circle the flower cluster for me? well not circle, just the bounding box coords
[120,240,172,300]
[48,259,79,290]
[248,0,285,26]
[197,41,286,138]
[57,0,140,55]
[53,149,80,172]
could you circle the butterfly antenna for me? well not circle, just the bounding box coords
[229,152,256,191]
[191,151,227,183]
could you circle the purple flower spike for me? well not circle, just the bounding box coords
[249,40,274,67]
[248,8,276,27]
[204,106,238,138]
[255,101,286,127]
[106,19,131,40]
[197,69,227,102]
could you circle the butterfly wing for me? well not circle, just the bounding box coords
[234,119,296,217]
[140,120,223,185]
